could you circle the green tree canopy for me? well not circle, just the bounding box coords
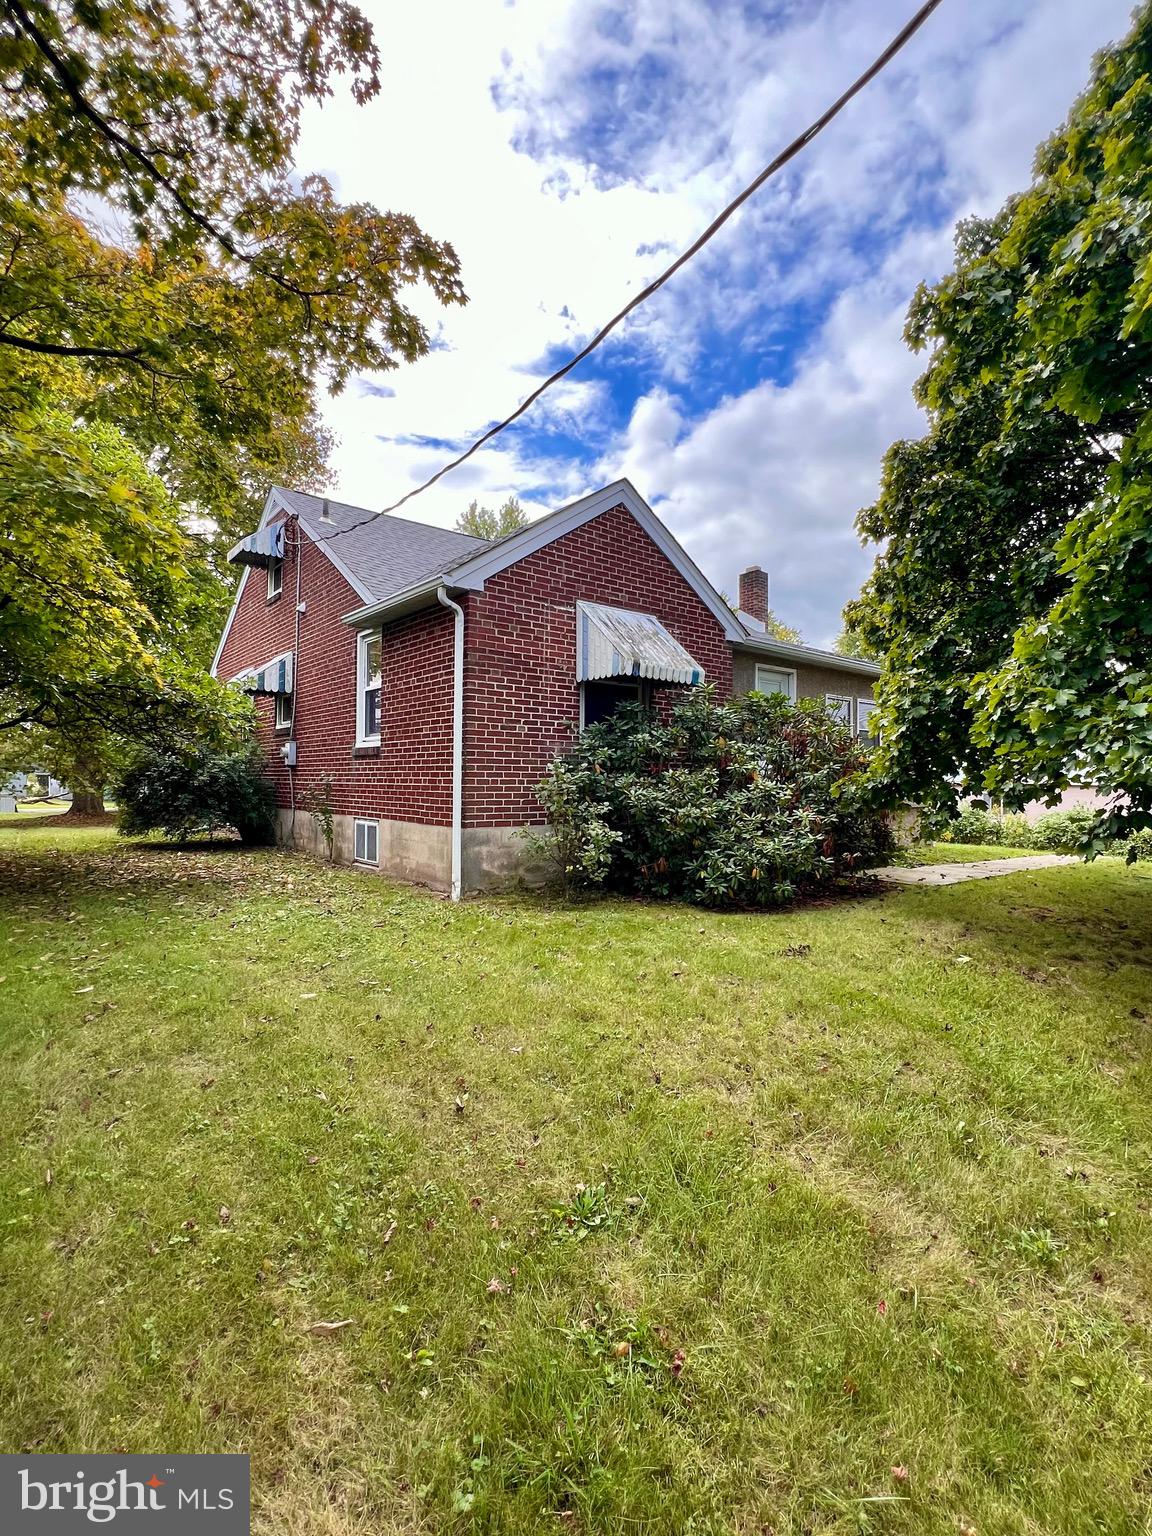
[0,409,246,745]
[456,496,529,540]
[0,0,466,769]
[760,611,802,645]
[850,5,1152,838]
[0,0,466,547]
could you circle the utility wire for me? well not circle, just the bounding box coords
[322,0,945,543]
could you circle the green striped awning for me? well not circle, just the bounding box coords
[231,651,293,696]
[227,523,285,567]
[576,602,703,686]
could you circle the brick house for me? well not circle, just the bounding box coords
[212,479,879,894]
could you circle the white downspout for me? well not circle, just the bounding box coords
[437,585,464,901]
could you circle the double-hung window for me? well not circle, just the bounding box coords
[754,664,796,700]
[857,698,877,742]
[357,631,382,745]
[825,693,852,725]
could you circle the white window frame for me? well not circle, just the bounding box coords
[274,691,293,731]
[857,697,877,741]
[267,559,284,601]
[825,693,853,725]
[754,664,796,701]
[353,818,379,866]
[579,678,644,730]
[356,630,382,746]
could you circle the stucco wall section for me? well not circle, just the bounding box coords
[732,650,876,705]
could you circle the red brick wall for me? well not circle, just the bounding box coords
[214,519,455,824]
[461,502,732,828]
[215,502,731,834]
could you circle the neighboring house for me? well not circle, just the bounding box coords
[1,770,68,804]
[212,479,879,895]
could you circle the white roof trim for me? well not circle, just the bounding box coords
[733,632,881,678]
[440,479,745,642]
[282,493,374,606]
[210,564,248,678]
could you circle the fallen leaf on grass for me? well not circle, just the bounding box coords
[891,1466,909,1483]
[307,1319,355,1336]
[299,993,318,1001]
[218,1206,231,1226]
[75,986,94,994]
[382,1221,397,1245]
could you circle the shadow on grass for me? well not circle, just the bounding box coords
[0,834,302,909]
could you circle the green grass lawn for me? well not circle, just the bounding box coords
[1,824,1150,1536]
[906,843,1047,864]
[0,798,71,821]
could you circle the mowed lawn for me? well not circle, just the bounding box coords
[906,843,1042,864]
[1,827,1150,1536]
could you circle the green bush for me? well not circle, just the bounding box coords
[942,805,1005,845]
[1126,827,1152,862]
[115,744,278,845]
[534,686,893,908]
[1026,807,1103,853]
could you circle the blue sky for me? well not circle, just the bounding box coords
[298,0,1135,644]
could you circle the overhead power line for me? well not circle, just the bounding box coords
[322,0,945,543]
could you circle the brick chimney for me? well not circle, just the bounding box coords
[738,565,769,622]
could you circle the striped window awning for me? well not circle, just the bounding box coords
[227,523,285,567]
[576,602,704,686]
[231,651,294,696]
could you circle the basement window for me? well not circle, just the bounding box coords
[354,818,379,866]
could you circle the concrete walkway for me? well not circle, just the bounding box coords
[875,854,1077,886]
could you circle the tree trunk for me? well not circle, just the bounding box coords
[66,787,105,816]
[64,752,106,817]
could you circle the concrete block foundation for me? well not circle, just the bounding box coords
[276,811,550,895]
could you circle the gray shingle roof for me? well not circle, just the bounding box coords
[273,487,491,604]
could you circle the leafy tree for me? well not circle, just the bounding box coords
[850,5,1152,838]
[0,0,465,546]
[833,621,880,661]
[761,610,802,645]
[0,409,250,788]
[0,0,465,769]
[456,496,528,540]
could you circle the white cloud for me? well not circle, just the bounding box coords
[293,0,1137,641]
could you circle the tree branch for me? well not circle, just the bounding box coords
[0,331,145,362]
[1,0,325,313]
